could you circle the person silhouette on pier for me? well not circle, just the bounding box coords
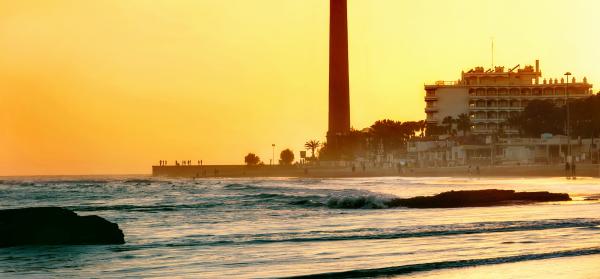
[565,162,571,179]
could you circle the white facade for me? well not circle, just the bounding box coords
[425,87,469,122]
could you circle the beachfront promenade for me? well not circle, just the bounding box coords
[152,164,600,178]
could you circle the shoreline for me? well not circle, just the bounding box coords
[400,253,600,279]
[152,164,600,178]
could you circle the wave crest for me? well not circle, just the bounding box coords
[326,192,397,209]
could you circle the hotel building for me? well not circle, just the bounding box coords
[424,60,593,134]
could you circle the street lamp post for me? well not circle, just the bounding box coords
[272,144,275,166]
[564,72,571,163]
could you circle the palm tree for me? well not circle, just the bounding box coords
[506,113,523,136]
[304,140,320,158]
[442,116,454,135]
[456,113,472,135]
[369,119,404,154]
[417,120,426,137]
[400,121,421,139]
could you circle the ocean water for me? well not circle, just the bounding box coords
[1,176,600,278]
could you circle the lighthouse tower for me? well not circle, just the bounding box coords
[327,0,350,155]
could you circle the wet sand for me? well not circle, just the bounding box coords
[399,254,600,279]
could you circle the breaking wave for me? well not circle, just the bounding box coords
[325,192,397,209]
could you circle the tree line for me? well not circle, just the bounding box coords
[244,94,600,165]
[244,149,295,166]
[319,120,428,160]
[508,95,600,138]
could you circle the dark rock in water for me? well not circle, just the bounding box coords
[389,189,570,208]
[0,207,124,247]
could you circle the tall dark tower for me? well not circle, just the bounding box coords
[327,0,350,154]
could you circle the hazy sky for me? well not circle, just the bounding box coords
[1,0,599,175]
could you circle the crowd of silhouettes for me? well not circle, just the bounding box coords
[158,160,203,166]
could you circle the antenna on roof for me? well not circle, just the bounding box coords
[491,37,494,68]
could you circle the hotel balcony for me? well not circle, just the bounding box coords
[425,106,438,112]
[471,118,510,123]
[469,106,523,111]
[426,118,439,124]
[468,87,592,98]
[468,95,587,100]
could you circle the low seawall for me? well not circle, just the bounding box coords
[152,164,600,178]
[152,165,313,178]
[153,165,371,178]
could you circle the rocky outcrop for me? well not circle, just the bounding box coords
[0,207,124,247]
[389,189,571,208]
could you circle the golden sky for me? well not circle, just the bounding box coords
[1,0,599,175]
